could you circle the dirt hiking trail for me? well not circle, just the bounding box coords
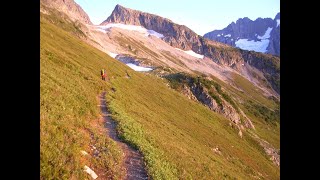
[99,92,149,180]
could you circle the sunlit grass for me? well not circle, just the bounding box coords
[40,5,279,179]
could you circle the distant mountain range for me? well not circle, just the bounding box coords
[204,13,280,56]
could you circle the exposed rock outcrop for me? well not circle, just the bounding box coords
[267,13,280,56]
[168,74,255,133]
[189,82,241,125]
[241,50,280,93]
[239,108,255,129]
[251,133,280,166]
[181,84,198,101]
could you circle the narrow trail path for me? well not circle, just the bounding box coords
[99,92,149,180]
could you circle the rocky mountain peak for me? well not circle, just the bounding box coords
[204,13,280,56]
[113,4,131,15]
[115,4,124,9]
[101,4,173,26]
[274,12,280,20]
[239,17,252,22]
[40,0,92,24]
[101,4,203,52]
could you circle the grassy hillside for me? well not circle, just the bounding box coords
[224,73,280,149]
[163,72,280,150]
[40,8,279,179]
[40,12,129,179]
[204,73,280,150]
[107,71,280,179]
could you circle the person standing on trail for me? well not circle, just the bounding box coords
[101,69,106,81]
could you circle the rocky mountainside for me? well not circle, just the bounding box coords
[101,5,239,64]
[101,5,280,94]
[101,4,204,54]
[204,13,280,56]
[40,0,92,24]
[167,74,256,132]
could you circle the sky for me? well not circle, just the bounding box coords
[74,0,280,36]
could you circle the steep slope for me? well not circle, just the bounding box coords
[165,73,256,131]
[40,6,279,180]
[204,13,280,56]
[40,11,125,179]
[268,13,280,56]
[43,1,280,143]
[164,72,280,164]
[99,5,280,94]
[40,0,92,24]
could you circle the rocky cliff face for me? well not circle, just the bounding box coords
[204,13,280,56]
[188,83,241,125]
[40,0,92,24]
[241,50,280,93]
[267,13,280,56]
[174,77,255,131]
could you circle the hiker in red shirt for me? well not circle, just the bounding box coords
[101,69,106,81]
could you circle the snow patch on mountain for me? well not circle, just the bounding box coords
[95,23,164,38]
[224,34,231,37]
[126,63,153,71]
[107,52,118,58]
[257,27,273,40]
[147,30,164,38]
[276,19,280,27]
[235,27,273,53]
[175,48,204,59]
[109,52,153,72]
[235,39,269,53]
[94,28,107,33]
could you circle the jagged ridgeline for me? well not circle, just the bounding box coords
[40,1,279,179]
[204,13,280,56]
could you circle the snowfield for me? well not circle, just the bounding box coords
[107,52,118,58]
[175,48,204,59]
[224,34,231,37]
[94,28,107,34]
[235,39,269,53]
[257,27,273,40]
[147,30,164,38]
[235,27,273,53]
[276,19,280,27]
[95,23,164,38]
[107,52,153,72]
[126,63,153,71]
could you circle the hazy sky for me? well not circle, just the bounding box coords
[74,0,280,36]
